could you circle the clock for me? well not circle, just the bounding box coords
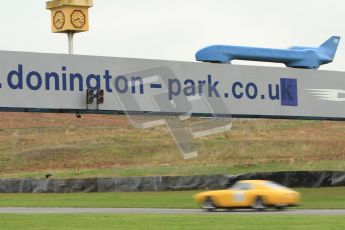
[71,10,86,28]
[53,11,65,30]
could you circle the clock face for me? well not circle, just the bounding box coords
[71,10,86,28]
[53,11,65,29]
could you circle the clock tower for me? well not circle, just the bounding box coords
[46,0,93,33]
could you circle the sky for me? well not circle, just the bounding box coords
[0,0,344,71]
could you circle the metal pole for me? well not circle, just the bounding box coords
[67,32,74,55]
[68,31,81,117]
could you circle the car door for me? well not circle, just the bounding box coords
[226,182,254,207]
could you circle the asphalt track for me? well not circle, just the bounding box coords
[0,208,344,215]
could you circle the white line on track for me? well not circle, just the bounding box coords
[0,208,345,215]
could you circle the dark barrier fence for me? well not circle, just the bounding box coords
[0,171,344,193]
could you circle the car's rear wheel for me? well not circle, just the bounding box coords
[202,197,216,211]
[275,205,287,211]
[252,196,266,211]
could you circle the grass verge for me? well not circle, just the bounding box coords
[0,214,345,230]
[1,113,345,178]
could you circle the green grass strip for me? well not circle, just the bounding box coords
[0,214,345,230]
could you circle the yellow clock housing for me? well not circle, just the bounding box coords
[47,0,93,33]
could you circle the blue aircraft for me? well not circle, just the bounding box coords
[195,36,340,69]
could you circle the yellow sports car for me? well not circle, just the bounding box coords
[194,180,300,211]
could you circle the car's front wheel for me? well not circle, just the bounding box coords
[202,197,216,211]
[252,196,266,211]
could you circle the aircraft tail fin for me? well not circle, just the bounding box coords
[319,36,340,60]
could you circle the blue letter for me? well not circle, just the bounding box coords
[70,73,83,91]
[207,75,220,97]
[232,82,243,99]
[245,83,258,99]
[45,72,59,90]
[115,75,128,93]
[103,70,113,93]
[86,74,101,90]
[27,71,42,90]
[168,79,181,100]
[7,64,23,89]
[131,76,144,94]
[268,84,280,100]
[280,78,298,106]
[183,79,195,96]
[62,66,67,91]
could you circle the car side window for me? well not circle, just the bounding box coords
[264,181,289,190]
[240,183,252,190]
[231,182,253,190]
